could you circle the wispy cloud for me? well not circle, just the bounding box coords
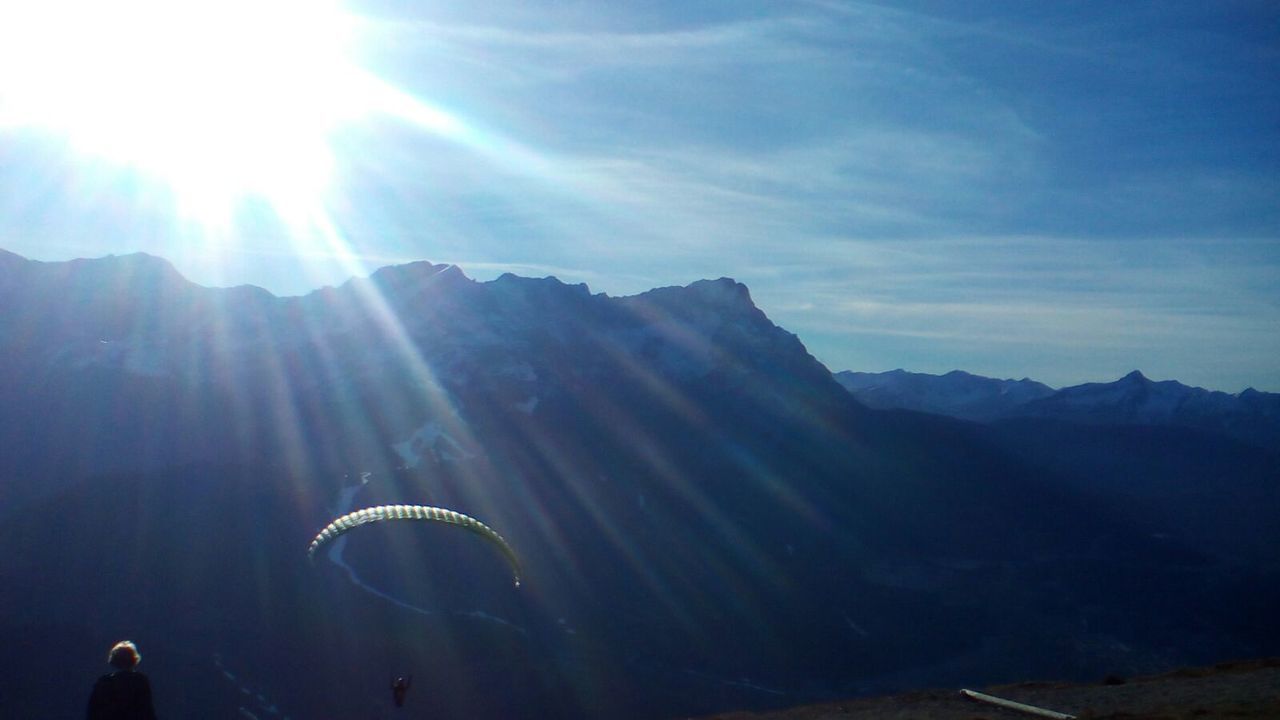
[2,1,1276,390]
[753,235,1280,388]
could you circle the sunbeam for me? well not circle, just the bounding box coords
[0,0,364,219]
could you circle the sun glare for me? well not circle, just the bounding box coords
[0,0,367,221]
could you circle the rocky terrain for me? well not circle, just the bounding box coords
[693,657,1280,720]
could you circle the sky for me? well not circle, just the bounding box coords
[0,0,1277,392]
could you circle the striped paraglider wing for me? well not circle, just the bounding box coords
[308,504,522,587]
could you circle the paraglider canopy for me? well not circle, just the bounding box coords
[307,504,523,587]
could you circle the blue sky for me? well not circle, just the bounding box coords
[1,0,1277,391]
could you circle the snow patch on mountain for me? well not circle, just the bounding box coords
[329,473,370,516]
[392,419,473,468]
[328,537,440,617]
[323,472,409,609]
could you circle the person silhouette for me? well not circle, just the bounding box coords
[86,640,158,720]
[391,675,412,708]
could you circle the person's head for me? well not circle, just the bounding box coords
[107,641,141,670]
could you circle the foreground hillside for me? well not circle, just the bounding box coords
[694,657,1280,719]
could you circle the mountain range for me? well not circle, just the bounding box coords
[835,368,1280,451]
[1,250,1277,720]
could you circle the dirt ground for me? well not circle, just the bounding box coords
[688,658,1280,720]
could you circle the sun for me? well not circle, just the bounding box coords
[0,0,370,222]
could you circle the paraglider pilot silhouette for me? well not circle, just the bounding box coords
[86,640,159,720]
[391,675,412,708]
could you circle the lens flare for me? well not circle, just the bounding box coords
[0,0,366,220]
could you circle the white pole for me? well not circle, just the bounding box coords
[960,688,1077,719]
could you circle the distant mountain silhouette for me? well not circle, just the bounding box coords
[1014,370,1280,450]
[835,369,1055,421]
[1,250,1277,720]
[837,368,1280,451]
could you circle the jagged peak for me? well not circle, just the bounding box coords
[487,272,592,297]
[438,263,467,280]
[631,276,757,313]
[1119,369,1149,383]
[368,260,457,283]
[346,261,471,300]
[688,276,752,304]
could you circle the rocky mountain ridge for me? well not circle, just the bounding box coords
[834,369,1055,421]
[836,368,1280,451]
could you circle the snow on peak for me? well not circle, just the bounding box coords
[366,260,463,294]
[392,418,474,468]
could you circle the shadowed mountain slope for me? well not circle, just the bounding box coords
[2,251,1276,719]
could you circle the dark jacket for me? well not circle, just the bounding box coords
[87,670,158,720]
